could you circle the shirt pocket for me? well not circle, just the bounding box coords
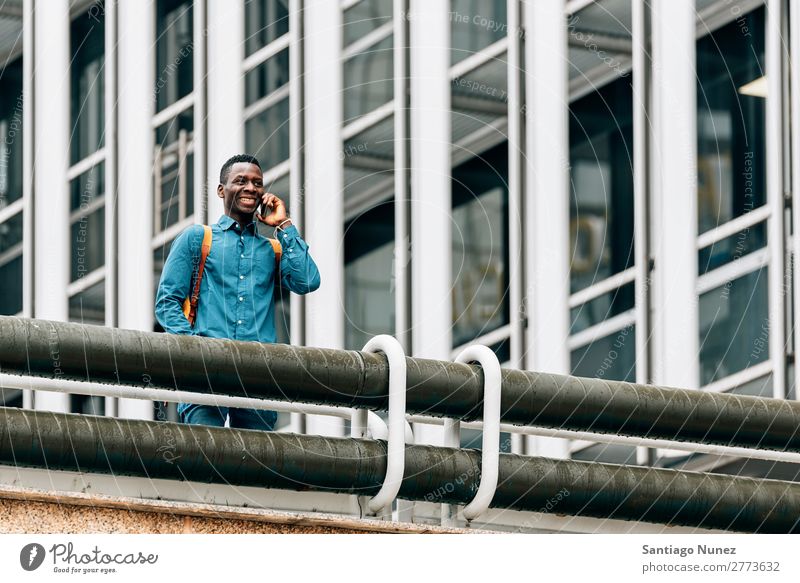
[253,239,277,287]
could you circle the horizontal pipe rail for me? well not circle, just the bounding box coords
[2,317,800,451]
[0,407,798,533]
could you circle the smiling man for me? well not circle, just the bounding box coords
[155,154,321,429]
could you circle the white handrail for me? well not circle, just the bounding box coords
[361,335,407,517]
[453,345,501,521]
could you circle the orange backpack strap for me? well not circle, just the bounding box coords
[182,226,213,326]
[268,238,282,267]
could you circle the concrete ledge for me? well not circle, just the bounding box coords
[0,485,484,534]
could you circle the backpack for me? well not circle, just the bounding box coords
[181,225,283,327]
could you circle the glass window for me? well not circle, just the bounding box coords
[0,212,23,315]
[155,111,194,233]
[573,443,637,465]
[245,48,289,106]
[245,97,290,170]
[0,57,23,207]
[245,0,289,56]
[343,35,393,121]
[70,164,105,282]
[571,325,636,382]
[343,0,393,47]
[570,282,635,336]
[698,221,767,275]
[0,387,22,407]
[451,0,507,65]
[699,268,768,385]
[68,279,105,325]
[697,7,765,234]
[569,77,634,293]
[71,8,105,164]
[71,394,105,416]
[729,374,772,398]
[452,144,509,347]
[156,0,194,112]
[344,199,395,350]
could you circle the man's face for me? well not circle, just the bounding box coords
[218,162,264,217]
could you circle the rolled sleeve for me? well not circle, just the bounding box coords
[277,225,321,294]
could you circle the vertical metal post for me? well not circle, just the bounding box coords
[792,0,800,392]
[206,0,243,222]
[524,0,570,458]
[21,0,34,409]
[178,129,188,221]
[117,0,156,419]
[766,0,787,399]
[33,0,70,412]
[408,0,451,447]
[192,0,207,223]
[303,0,344,436]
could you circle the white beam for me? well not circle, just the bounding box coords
[409,0,450,446]
[524,0,570,458]
[304,0,344,437]
[33,0,70,412]
[651,0,698,389]
[116,0,156,419]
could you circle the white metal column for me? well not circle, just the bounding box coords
[792,0,800,396]
[206,0,243,222]
[650,0,698,391]
[409,0,450,446]
[193,0,208,223]
[21,0,34,409]
[32,0,70,412]
[303,0,344,437]
[766,0,787,399]
[116,0,156,419]
[524,0,570,458]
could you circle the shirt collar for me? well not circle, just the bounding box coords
[217,214,257,232]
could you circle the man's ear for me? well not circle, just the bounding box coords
[217,184,224,198]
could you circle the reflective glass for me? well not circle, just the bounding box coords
[245,98,290,170]
[343,0,393,47]
[245,48,289,106]
[156,0,194,111]
[71,207,105,281]
[245,0,289,56]
[451,0,507,65]
[71,9,105,164]
[0,57,23,207]
[68,279,105,326]
[571,325,636,382]
[343,35,393,121]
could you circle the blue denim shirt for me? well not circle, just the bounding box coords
[155,214,320,342]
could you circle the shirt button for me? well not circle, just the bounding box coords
[239,297,244,302]
[235,223,239,229]
[237,320,242,325]
[240,275,245,280]
[240,236,244,241]
[240,254,244,258]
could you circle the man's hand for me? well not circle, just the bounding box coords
[256,193,292,227]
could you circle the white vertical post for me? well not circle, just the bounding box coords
[288,0,306,434]
[22,0,34,409]
[104,0,119,417]
[116,0,155,419]
[193,0,207,223]
[409,0,450,446]
[792,0,800,399]
[303,0,344,436]
[632,0,651,464]
[393,0,410,353]
[206,0,243,222]
[766,0,786,399]
[650,0,698,391]
[524,0,570,458]
[33,0,70,412]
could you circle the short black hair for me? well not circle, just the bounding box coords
[219,154,261,184]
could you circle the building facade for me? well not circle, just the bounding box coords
[0,0,797,479]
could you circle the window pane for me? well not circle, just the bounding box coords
[698,220,766,275]
[71,207,105,281]
[451,0,507,65]
[0,211,23,255]
[156,0,193,111]
[70,162,105,212]
[697,7,765,234]
[729,374,772,398]
[69,279,105,326]
[343,0,393,47]
[71,9,105,164]
[245,48,289,106]
[0,57,23,207]
[345,198,394,350]
[569,77,634,293]
[571,325,635,382]
[343,35,393,121]
[0,254,22,315]
[570,282,635,336]
[452,144,509,346]
[71,394,105,416]
[699,268,768,385]
[245,0,289,56]
[573,443,637,465]
[245,97,290,169]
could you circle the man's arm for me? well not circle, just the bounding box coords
[276,225,321,294]
[155,225,203,334]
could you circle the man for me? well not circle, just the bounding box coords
[155,154,321,429]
